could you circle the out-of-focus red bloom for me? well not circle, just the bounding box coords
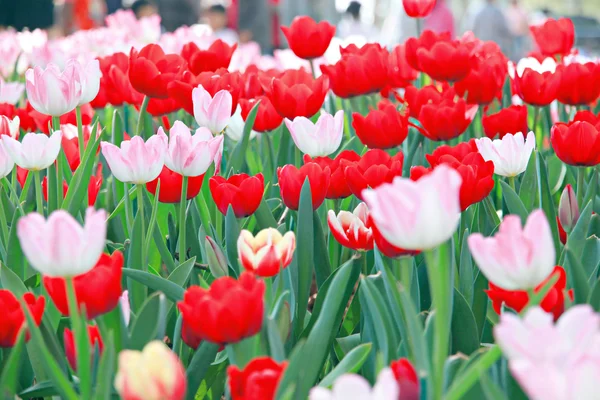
[146,166,204,203]
[209,173,264,218]
[385,44,419,94]
[344,149,404,200]
[530,18,575,57]
[0,290,45,348]
[239,96,283,132]
[61,124,97,170]
[405,30,451,71]
[486,266,573,321]
[281,16,335,60]
[15,102,37,132]
[181,40,237,75]
[369,215,419,258]
[417,87,477,141]
[43,251,124,320]
[129,44,187,98]
[482,105,529,139]
[106,52,144,106]
[178,272,265,344]
[228,356,287,400]
[410,140,495,210]
[0,103,15,119]
[166,70,201,115]
[512,63,561,107]
[64,325,103,371]
[41,164,103,206]
[551,111,600,166]
[30,104,94,134]
[195,68,242,115]
[403,0,436,18]
[264,68,328,119]
[146,97,180,116]
[277,163,330,210]
[240,66,279,99]
[304,151,361,199]
[406,30,469,81]
[455,42,507,104]
[352,100,409,149]
[402,84,444,118]
[556,62,600,106]
[181,320,201,349]
[390,358,420,400]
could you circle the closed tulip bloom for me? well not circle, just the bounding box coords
[237,228,296,277]
[328,203,373,251]
[353,101,409,149]
[25,62,82,116]
[551,111,600,166]
[286,110,344,157]
[210,173,264,218]
[511,57,561,106]
[129,44,187,99]
[2,131,62,171]
[0,79,25,105]
[115,341,187,400]
[403,0,436,18]
[390,358,420,400]
[454,47,507,105]
[0,141,14,179]
[402,84,443,119]
[239,96,283,133]
[475,131,535,177]
[281,16,335,60]
[0,115,19,138]
[416,40,471,82]
[482,106,529,139]
[178,272,265,344]
[309,368,399,400]
[194,68,242,116]
[530,18,575,57]
[277,163,331,210]
[180,40,237,75]
[146,166,204,203]
[266,69,329,119]
[192,85,232,135]
[557,184,580,233]
[101,131,167,184]
[0,290,45,348]
[43,251,123,319]
[363,164,462,250]
[418,91,477,141]
[64,325,103,371]
[229,356,288,400]
[344,150,404,201]
[17,208,107,277]
[468,209,555,291]
[494,305,600,400]
[405,30,452,71]
[76,59,101,105]
[304,151,361,199]
[556,62,600,106]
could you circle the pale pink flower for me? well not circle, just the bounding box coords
[285,110,344,157]
[0,115,20,139]
[25,62,82,116]
[0,141,15,179]
[192,85,232,135]
[2,131,62,171]
[120,291,131,326]
[0,79,25,105]
[75,59,101,105]
[309,368,399,400]
[475,131,535,177]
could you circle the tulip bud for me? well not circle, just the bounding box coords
[558,184,580,233]
[205,236,228,278]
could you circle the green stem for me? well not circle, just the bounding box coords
[225,336,256,368]
[508,176,516,192]
[65,277,91,399]
[123,183,133,235]
[309,59,317,79]
[444,346,502,400]
[179,176,189,263]
[137,184,147,271]
[577,167,585,208]
[4,176,23,215]
[33,170,44,215]
[416,18,422,36]
[399,256,413,292]
[75,106,84,157]
[135,96,150,137]
[532,106,540,148]
[0,187,9,243]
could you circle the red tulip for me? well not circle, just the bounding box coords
[181,40,237,75]
[195,68,242,116]
[239,96,283,132]
[557,216,567,245]
[281,16,335,60]
[385,44,419,93]
[29,104,94,135]
[61,124,97,171]
[129,44,187,98]
[402,84,444,119]
[178,272,265,344]
[146,166,204,204]
[403,0,436,17]
[209,173,264,218]
[416,39,471,82]
[0,290,45,348]
[41,165,103,206]
[228,356,287,400]
[277,163,330,210]
[106,53,144,106]
[240,66,279,99]
[410,140,495,210]
[166,70,201,115]
[486,266,573,321]
[328,203,374,251]
[454,42,507,104]
[43,251,124,320]
[417,87,476,141]
[405,30,451,71]
[369,215,419,258]
[512,63,561,107]
[556,62,600,106]
[265,69,329,119]
[181,320,202,349]
[352,100,409,149]
[482,105,529,139]
[551,111,600,166]
[303,151,361,199]
[390,358,420,400]
[64,325,103,371]
[238,228,296,277]
[15,101,37,132]
[343,149,403,201]
[0,103,16,120]
[530,18,574,57]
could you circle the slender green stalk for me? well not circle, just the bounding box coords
[135,96,150,137]
[508,176,516,191]
[137,184,147,270]
[179,176,189,263]
[577,167,585,208]
[399,256,413,292]
[75,106,84,157]
[532,106,540,136]
[65,277,91,399]
[33,170,44,215]
[0,187,9,243]
[226,336,256,368]
[123,183,134,235]
[309,59,317,79]
[4,176,23,215]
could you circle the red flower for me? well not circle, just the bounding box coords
[30,104,94,134]
[209,173,264,218]
[0,103,15,119]
[390,358,420,400]
[178,272,265,344]
[146,97,180,116]
[0,290,45,348]
[369,215,419,258]
[410,140,495,210]
[277,163,330,210]
[281,16,335,60]
[556,62,600,106]
[196,68,242,115]
[416,39,471,82]
[43,251,124,320]
[303,151,361,199]
[181,320,202,349]
[385,44,419,93]
[557,216,567,245]
[15,101,37,132]
[512,66,561,107]
[530,18,574,57]
[41,165,103,206]
[352,100,409,149]
[239,96,283,132]
[166,70,201,115]
[61,124,97,170]
[228,356,287,400]
[129,44,187,98]
[417,87,476,141]
[482,105,529,139]
[551,111,600,166]
[146,166,204,204]
[107,53,144,106]
[344,149,403,200]
[402,84,444,118]
[454,43,507,104]
[402,0,436,18]
[486,266,573,321]
[265,69,329,119]
[328,203,374,251]
[405,30,452,71]
[63,325,103,371]
[181,40,237,75]
[240,66,278,99]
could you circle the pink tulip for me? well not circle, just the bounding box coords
[2,131,62,171]
[468,209,555,290]
[309,368,399,400]
[25,62,82,116]
[101,131,167,184]
[162,121,224,177]
[285,110,344,157]
[75,59,101,105]
[557,184,579,234]
[475,131,535,177]
[0,79,25,105]
[0,116,19,139]
[120,291,131,326]
[494,305,600,400]
[192,85,232,135]
[327,202,374,251]
[363,164,462,250]
[17,208,107,277]
[0,141,15,179]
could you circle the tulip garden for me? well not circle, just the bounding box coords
[1,7,600,400]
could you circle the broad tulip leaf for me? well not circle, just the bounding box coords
[92,332,115,400]
[451,289,480,356]
[313,211,331,288]
[122,265,191,302]
[227,101,259,173]
[318,343,372,388]
[500,180,529,224]
[0,331,25,398]
[225,206,241,275]
[129,293,167,350]
[185,342,220,400]
[536,152,561,254]
[566,248,590,304]
[519,152,539,211]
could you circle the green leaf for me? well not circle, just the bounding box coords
[185,342,220,400]
[111,108,124,146]
[359,278,397,363]
[459,229,474,306]
[225,206,241,275]
[129,293,167,350]
[6,211,25,280]
[227,101,260,173]
[0,331,25,398]
[519,152,538,211]
[313,211,331,288]
[92,332,115,400]
[547,154,567,195]
[152,223,176,273]
[588,278,600,312]
[122,266,191,302]
[451,289,480,356]
[565,200,593,262]
[500,181,529,224]
[566,248,590,304]
[127,209,146,311]
[536,152,561,254]
[265,317,286,362]
[319,344,372,388]
[254,198,278,229]
[480,372,509,400]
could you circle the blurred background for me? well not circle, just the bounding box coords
[0,0,599,58]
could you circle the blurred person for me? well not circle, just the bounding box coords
[0,0,54,31]
[473,0,511,53]
[206,4,239,45]
[105,0,123,14]
[337,1,378,40]
[131,0,159,19]
[505,0,529,59]
[238,0,271,52]
[424,0,455,37]
[156,0,200,31]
